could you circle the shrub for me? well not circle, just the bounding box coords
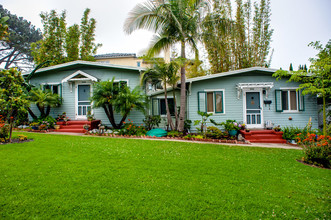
[167,130,183,138]
[118,120,147,136]
[206,126,224,139]
[143,115,161,130]
[18,135,27,141]
[282,126,303,140]
[0,123,10,141]
[297,133,331,168]
[184,119,192,133]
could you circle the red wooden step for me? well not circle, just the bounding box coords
[239,130,286,143]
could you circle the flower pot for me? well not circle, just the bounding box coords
[54,125,60,130]
[228,130,238,136]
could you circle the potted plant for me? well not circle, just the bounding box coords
[83,124,90,131]
[221,120,241,136]
[87,110,95,121]
[30,122,39,130]
[273,125,281,132]
[54,125,60,130]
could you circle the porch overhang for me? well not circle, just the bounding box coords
[236,82,274,99]
[61,70,99,83]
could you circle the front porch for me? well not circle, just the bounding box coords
[240,129,286,143]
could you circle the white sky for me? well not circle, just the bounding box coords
[1,0,330,70]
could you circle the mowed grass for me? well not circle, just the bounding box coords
[0,133,330,219]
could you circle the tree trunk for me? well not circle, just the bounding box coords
[177,41,186,132]
[8,117,13,143]
[103,104,117,129]
[172,87,178,129]
[27,107,38,120]
[164,81,174,130]
[45,105,51,117]
[37,104,45,118]
[119,109,131,128]
[323,96,326,136]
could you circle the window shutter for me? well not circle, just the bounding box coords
[298,90,305,111]
[275,90,283,112]
[152,98,159,115]
[197,91,206,113]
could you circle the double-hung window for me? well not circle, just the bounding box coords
[275,89,304,112]
[152,98,175,116]
[43,84,62,96]
[198,90,224,114]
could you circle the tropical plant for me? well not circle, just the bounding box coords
[211,119,242,131]
[91,79,147,129]
[194,111,213,133]
[143,115,161,130]
[28,88,61,119]
[273,40,331,135]
[124,0,210,131]
[141,60,180,130]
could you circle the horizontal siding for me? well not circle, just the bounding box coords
[188,71,319,132]
[29,66,146,126]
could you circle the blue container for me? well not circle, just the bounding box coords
[229,130,238,136]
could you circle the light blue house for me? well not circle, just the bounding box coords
[149,67,319,130]
[28,62,319,130]
[28,60,146,125]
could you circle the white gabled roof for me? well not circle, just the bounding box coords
[35,60,146,74]
[186,67,279,83]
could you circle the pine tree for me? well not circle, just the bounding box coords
[289,63,293,71]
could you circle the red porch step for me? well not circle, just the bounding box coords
[54,120,101,133]
[240,130,287,143]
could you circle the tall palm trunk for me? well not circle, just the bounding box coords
[178,41,186,132]
[172,88,178,129]
[164,81,174,130]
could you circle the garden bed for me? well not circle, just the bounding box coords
[84,132,249,144]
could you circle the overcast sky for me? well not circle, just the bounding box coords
[1,0,330,70]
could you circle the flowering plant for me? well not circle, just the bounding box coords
[221,120,242,131]
[297,133,331,168]
[119,119,146,136]
[57,112,70,122]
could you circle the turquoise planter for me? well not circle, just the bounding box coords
[229,130,238,136]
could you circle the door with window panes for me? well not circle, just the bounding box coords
[76,84,91,119]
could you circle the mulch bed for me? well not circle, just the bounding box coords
[296,159,330,170]
[85,133,249,144]
[0,139,34,145]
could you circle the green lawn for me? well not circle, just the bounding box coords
[0,132,330,219]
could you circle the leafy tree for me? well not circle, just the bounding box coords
[0,68,29,142]
[124,0,209,131]
[0,5,42,71]
[91,79,146,129]
[28,88,62,120]
[31,8,101,67]
[202,0,273,73]
[0,11,9,40]
[273,40,331,135]
[186,60,207,79]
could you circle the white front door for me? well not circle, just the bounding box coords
[244,90,264,128]
[76,84,92,120]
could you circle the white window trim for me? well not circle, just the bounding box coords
[280,87,299,113]
[62,70,98,83]
[203,89,226,115]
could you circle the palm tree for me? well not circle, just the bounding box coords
[141,60,180,130]
[28,88,61,119]
[91,79,146,129]
[124,0,209,131]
